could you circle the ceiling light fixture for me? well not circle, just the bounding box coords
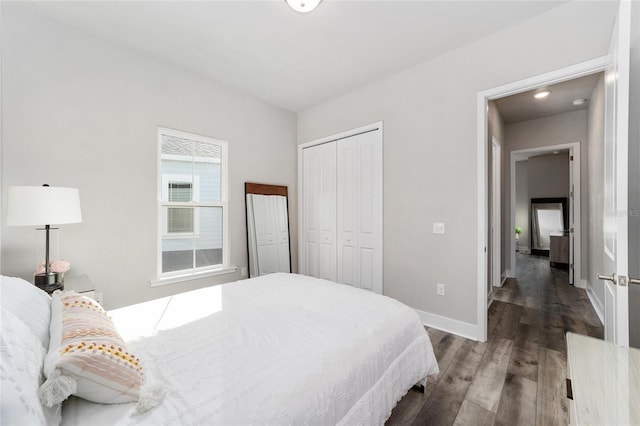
[573,98,587,106]
[534,91,551,99]
[285,0,322,13]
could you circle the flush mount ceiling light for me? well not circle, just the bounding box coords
[285,0,322,13]
[534,90,551,99]
[573,98,588,106]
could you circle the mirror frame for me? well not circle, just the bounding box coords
[530,197,568,256]
[244,182,292,278]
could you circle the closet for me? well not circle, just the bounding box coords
[299,124,383,294]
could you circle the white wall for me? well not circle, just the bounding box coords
[505,110,588,277]
[528,153,570,199]
[1,5,298,309]
[297,1,617,330]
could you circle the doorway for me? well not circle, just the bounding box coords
[510,143,581,286]
[476,56,607,342]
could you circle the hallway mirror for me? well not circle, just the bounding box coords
[245,182,291,278]
[531,197,568,255]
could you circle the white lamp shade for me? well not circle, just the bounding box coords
[7,186,82,226]
[285,0,321,13]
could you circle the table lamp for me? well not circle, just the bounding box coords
[7,184,82,292]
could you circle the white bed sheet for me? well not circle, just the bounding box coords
[61,273,438,425]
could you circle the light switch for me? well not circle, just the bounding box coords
[433,222,446,234]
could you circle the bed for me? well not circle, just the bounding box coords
[1,272,439,426]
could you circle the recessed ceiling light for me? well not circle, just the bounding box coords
[573,98,588,106]
[534,91,551,99]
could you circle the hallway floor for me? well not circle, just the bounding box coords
[386,253,603,425]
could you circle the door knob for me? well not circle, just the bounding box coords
[598,273,617,283]
[630,277,640,286]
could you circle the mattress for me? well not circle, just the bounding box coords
[61,273,438,425]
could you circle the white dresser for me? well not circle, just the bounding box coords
[566,332,640,425]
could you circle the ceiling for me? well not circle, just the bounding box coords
[18,1,569,113]
[494,72,603,125]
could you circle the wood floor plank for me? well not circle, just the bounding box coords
[453,400,496,426]
[507,334,540,382]
[495,373,537,426]
[412,340,486,426]
[465,337,514,412]
[536,348,569,426]
[492,303,524,341]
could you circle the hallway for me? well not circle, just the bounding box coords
[387,253,603,425]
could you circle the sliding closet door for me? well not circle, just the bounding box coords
[337,130,383,293]
[301,142,337,281]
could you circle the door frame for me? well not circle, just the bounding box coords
[476,56,607,342]
[509,142,581,287]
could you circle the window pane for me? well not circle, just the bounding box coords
[195,206,223,268]
[167,206,193,233]
[195,142,221,203]
[162,234,194,273]
[168,182,192,202]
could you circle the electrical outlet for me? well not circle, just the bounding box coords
[94,292,104,305]
[241,267,248,277]
[433,222,446,234]
[436,283,445,296]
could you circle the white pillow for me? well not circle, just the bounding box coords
[0,309,61,426]
[0,275,52,349]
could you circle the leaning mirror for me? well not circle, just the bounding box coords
[245,182,291,277]
[531,197,568,256]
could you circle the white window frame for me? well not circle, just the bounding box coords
[154,127,233,285]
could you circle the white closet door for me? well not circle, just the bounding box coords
[337,130,383,293]
[302,142,337,281]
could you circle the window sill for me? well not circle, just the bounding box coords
[149,266,237,287]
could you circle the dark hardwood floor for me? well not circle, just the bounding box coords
[387,253,603,426]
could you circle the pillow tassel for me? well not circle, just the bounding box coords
[133,382,166,414]
[38,370,77,407]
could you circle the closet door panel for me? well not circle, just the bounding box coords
[359,247,375,291]
[337,137,358,286]
[318,143,337,281]
[302,146,320,276]
[356,131,383,294]
[302,142,337,281]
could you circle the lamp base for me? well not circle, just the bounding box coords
[35,272,63,294]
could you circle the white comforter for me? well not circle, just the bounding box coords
[61,273,438,425]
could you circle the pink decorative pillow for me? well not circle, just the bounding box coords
[39,291,162,410]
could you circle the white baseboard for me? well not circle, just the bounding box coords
[585,284,604,325]
[504,269,515,279]
[574,278,587,289]
[415,308,482,341]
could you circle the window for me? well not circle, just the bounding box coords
[157,128,229,279]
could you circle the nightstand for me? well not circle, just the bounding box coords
[64,274,95,300]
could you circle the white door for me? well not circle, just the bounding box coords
[337,130,383,293]
[568,152,575,285]
[301,142,337,281]
[601,0,631,346]
[491,139,501,288]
